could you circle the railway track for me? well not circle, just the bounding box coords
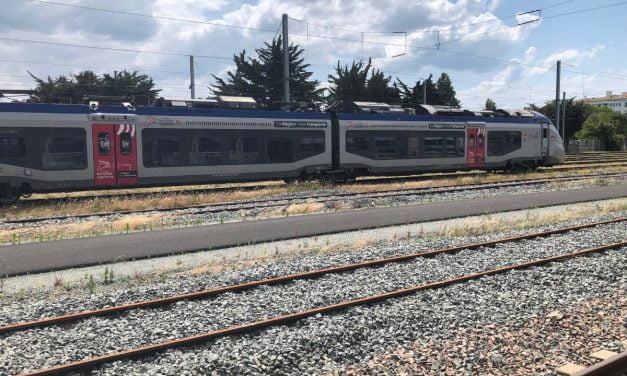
[14,160,627,208]
[4,172,625,225]
[2,218,625,375]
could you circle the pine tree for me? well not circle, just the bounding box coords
[327,59,372,112]
[395,75,439,107]
[365,69,400,104]
[435,73,460,107]
[211,36,323,109]
[29,70,160,104]
[485,98,496,111]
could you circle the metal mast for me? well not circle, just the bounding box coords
[555,60,561,132]
[189,55,195,99]
[282,13,290,103]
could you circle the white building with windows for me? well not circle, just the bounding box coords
[582,91,627,114]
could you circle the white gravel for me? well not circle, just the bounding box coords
[0,216,625,375]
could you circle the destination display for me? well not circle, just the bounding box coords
[428,123,465,129]
[274,120,328,128]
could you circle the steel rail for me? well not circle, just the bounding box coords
[5,172,625,225]
[16,161,627,207]
[1,217,624,336]
[17,240,627,376]
[572,351,627,376]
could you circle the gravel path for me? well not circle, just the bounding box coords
[0,220,625,375]
[1,176,624,245]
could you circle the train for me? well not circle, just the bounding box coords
[0,97,565,204]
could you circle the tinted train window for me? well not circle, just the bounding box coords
[267,137,293,163]
[41,131,87,170]
[299,137,325,152]
[346,135,369,156]
[487,131,522,156]
[120,133,132,155]
[145,137,182,167]
[399,136,420,158]
[190,136,222,165]
[0,137,27,158]
[423,137,443,157]
[229,137,260,164]
[374,137,396,159]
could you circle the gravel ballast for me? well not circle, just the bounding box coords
[0,219,625,375]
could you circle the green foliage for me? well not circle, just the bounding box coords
[211,36,323,109]
[29,70,161,104]
[103,267,115,285]
[395,73,459,108]
[435,73,460,107]
[529,99,595,143]
[575,106,627,150]
[327,59,400,111]
[485,98,497,111]
[84,273,96,294]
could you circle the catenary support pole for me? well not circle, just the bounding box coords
[555,60,561,132]
[189,55,195,99]
[561,91,566,145]
[282,13,290,104]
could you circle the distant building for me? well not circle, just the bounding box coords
[582,91,627,114]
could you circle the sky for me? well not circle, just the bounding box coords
[1,0,626,109]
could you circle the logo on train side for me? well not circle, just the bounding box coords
[428,123,465,129]
[273,121,327,128]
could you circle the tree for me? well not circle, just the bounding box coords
[327,59,371,112]
[529,99,594,144]
[29,70,160,104]
[435,73,460,107]
[485,98,496,111]
[575,106,627,150]
[211,36,323,109]
[365,68,400,105]
[395,75,440,108]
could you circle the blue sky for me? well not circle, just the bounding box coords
[0,0,626,109]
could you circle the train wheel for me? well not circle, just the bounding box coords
[0,185,19,206]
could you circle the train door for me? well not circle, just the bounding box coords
[466,124,485,168]
[92,124,138,186]
[540,123,550,164]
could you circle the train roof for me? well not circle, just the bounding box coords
[0,102,551,124]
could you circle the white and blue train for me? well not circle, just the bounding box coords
[0,99,565,204]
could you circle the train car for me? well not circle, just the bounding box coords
[0,100,565,205]
[0,101,332,204]
[336,104,564,177]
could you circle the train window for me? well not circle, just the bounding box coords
[120,133,132,155]
[487,131,522,156]
[267,137,293,163]
[41,134,87,170]
[228,137,260,164]
[456,136,465,156]
[374,137,396,159]
[423,137,443,157]
[542,128,548,138]
[299,137,325,153]
[98,133,110,155]
[478,134,484,148]
[399,136,420,158]
[190,136,222,165]
[346,136,369,155]
[145,137,181,167]
[0,137,27,158]
[445,136,462,157]
[469,134,475,148]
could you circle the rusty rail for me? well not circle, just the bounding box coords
[18,240,627,375]
[7,172,626,225]
[1,217,625,336]
[572,351,627,376]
